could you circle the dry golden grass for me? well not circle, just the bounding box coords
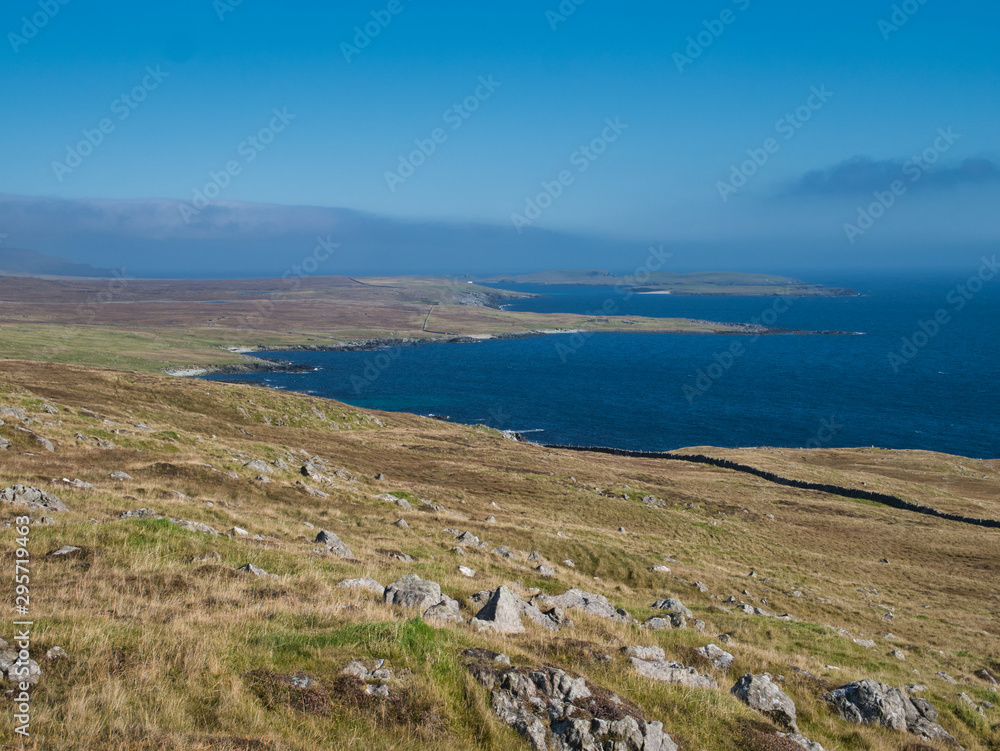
[0,359,996,750]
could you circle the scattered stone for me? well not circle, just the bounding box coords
[621,646,666,662]
[651,598,693,619]
[230,527,249,537]
[458,566,476,577]
[958,692,984,715]
[16,428,54,451]
[383,575,443,612]
[456,531,481,546]
[642,617,673,631]
[297,483,329,498]
[393,518,409,529]
[244,460,271,474]
[853,638,876,649]
[377,549,413,563]
[110,470,133,480]
[562,559,575,568]
[535,565,555,578]
[485,515,496,523]
[171,518,219,536]
[732,673,798,732]
[0,407,27,420]
[696,644,734,671]
[342,660,370,680]
[424,595,463,624]
[1,485,68,513]
[936,671,958,684]
[470,586,526,634]
[45,647,68,661]
[238,563,277,579]
[375,493,412,510]
[533,589,634,624]
[452,546,466,556]
[337,578,385,597]
[631,658,718,690]
[891,649,906,660]
[975,668,998,685]
[48,545,81,557]
[649,565,671,574]
[314,530,354,559]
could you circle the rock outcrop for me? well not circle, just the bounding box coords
[1,485,68,513]
[534,588,635,623]
[826,680,959,746]
[732,673,798,732]
[314,530,354,559]
[466,651,678,751]
[470,586,526,634]
[631,659,718,690]
[696,644,734,671]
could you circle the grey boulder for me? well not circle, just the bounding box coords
[631,658,718,690]
[732,673,798,732]
[1,485,68,513]
[384,574,443,612]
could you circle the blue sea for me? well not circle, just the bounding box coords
[205,272,1000,459]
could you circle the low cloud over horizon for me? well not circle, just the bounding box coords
[0,191,996,279]
[785,155,1000,198]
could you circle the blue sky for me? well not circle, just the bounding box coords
[1,0,998,274]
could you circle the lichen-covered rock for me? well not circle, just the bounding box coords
[828,679,961,747]
[424,595,463,624]
[631,658,718,690]
[696,643,734,671]
[533,588,634,623]
[470,586,526,634]
[314,530,354,559]
[383,574,442,611]
[622,646,666,662]
[467,655,678,751]
[1,485,68,512]
[732,673,798,732]
[652,598,693,618]
[826,680,906,731]
[238,563,277,578]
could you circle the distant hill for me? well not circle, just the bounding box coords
[0,248,115,278]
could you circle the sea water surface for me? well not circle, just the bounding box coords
[205,273,1000,459]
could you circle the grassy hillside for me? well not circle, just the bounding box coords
[0,360,997,750]
[0,275,776,374]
